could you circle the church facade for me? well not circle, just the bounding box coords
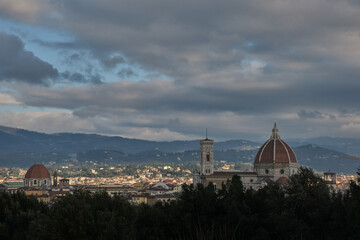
[193,123,298,189]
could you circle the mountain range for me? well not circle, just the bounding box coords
[0,125,359,174]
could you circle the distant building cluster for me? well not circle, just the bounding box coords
[0,164,71,202]
[0,163,183,205]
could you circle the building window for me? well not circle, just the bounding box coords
[250,179,253,183]
[206,154,210,162]
[280,169,284,174]
[265,169,269,174]
[213,184,217,191]
[34,179,37,185]
[44,180,47,184]
[25,180,28,186]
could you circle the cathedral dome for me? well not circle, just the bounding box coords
[254,123,297,164]
[25,164,50,179]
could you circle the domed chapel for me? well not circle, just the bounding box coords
[24,164,51,188]
[193,122,299,189]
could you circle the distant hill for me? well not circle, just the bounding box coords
[0,125,359,173]
[0,125,197,154]
[293,144,359,174]
[288,136,360,155]
[0,125,259,154]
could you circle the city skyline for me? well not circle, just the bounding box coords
[1,0,360,141]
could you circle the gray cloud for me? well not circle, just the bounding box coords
[12,76,358,117]
[0,32,58,85]
[44,0,360,80]
[117,68,136,78]
[0,0,50,22]
[100,55,125,68]
[2,0,360,139]
[33,39,80,50]
[298,110,336,120]
[64,53,82,64]
[61,71,103,84]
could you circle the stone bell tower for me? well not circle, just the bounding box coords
[200,134,214,175]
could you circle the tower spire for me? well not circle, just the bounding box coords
[206,128,208,140]
[271,121,280,140]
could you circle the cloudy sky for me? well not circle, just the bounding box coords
[0,0,360,141]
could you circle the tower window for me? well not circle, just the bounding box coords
[206,154,210,162]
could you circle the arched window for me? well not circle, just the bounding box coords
[280,169,284,174]
[265,169,269,174]
[34,179,37,185]
[44,179,46,184]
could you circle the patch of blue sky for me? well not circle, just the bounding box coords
[26,39,155,84]
[0,18,73,45]
[0,18,73,47]
[0,18,173,85]
[0,18,75,73]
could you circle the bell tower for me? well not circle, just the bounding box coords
[200,134,214,175]
[53,170,58,187]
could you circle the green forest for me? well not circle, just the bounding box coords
[1,167,360,240]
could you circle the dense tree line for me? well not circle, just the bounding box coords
[1,167,360,239]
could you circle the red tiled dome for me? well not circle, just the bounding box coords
[254,123,297,164]
[276,177,290,185]
[25,164,50,179]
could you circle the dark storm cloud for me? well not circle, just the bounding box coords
[0,32,58,85]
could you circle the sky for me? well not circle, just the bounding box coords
[0,0,360,142]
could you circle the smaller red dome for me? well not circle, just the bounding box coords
[276,177,289,185]
[25,164,50,179]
